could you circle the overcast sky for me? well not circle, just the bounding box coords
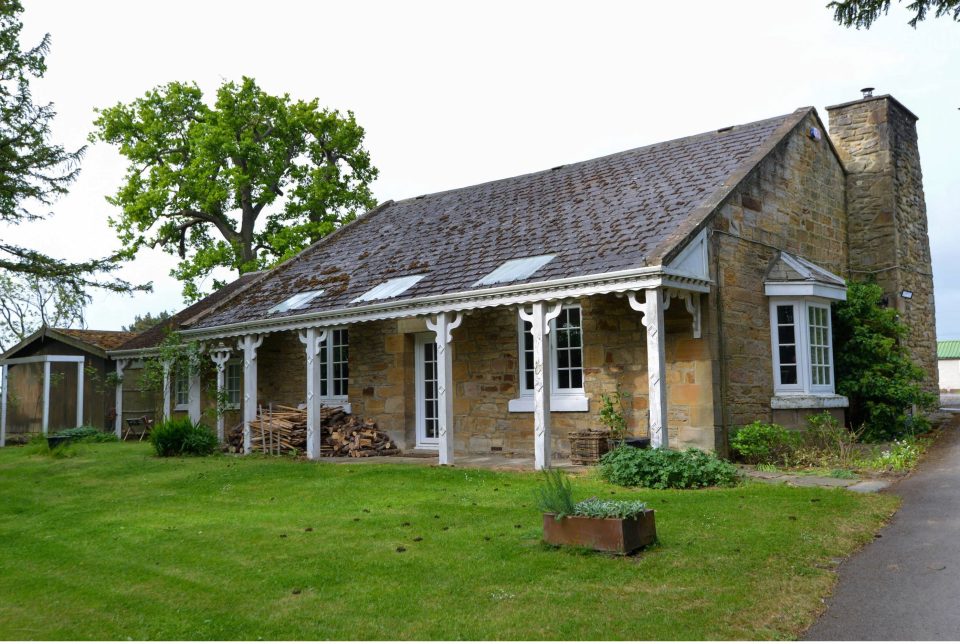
[8,0,960,337]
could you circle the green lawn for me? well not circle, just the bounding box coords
[0,442,897,640]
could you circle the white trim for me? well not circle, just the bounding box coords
[667,230,709,280]
[769,297,837,396]
[515,303,586,410]
[223,360,242,410]
[173,368,190,412]
[425,312,463,465]
[414,332,439,450]
[518,302,562,470]
[764,282,847,300]
[42,361,50,435]
[114,359,128,438]
[628,289,668,449]
[508,394,589,413]
[167,266,710,344]
[76,362,85,427]
[0,354,87,365]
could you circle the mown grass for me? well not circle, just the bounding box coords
[0,443,897,640]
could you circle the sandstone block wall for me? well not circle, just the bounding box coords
[229,294,715,459]
[710,111,848,434]
[826,96,939,393]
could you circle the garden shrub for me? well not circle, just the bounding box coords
[572,498,648,519]
[150,418,218,457]
[730,421,797,465]
[599,446,739,489]
[833,281,936,441]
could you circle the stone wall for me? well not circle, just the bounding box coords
[826,95,939,393]
[235,295,715,459]
[709,111,848,435]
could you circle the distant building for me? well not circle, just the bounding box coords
[938,340,960,392]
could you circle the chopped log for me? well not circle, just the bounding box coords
[221,403,400,458]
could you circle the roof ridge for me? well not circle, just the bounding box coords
[388,111,801,207]
[649,107,816,265]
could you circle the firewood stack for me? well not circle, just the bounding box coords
[325,415,400,457]
[223,404,399,458]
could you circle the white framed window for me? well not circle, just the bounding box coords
[769,298,835,395]
[225,361,242,409]
[173,368,190,410]
[510,304,588,412]
[318,328,349,400]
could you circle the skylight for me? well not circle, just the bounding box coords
[473,254,556,287]
[267,290,324,314]
[352,275,425,303]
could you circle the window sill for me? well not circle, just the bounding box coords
[508,395,589,413]
[173,404,190,412]
[770,393,848,410]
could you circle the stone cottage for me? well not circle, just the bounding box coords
[103,90,936,469]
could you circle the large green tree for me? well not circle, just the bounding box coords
[829,0,960,28]
[832,281,935,440]
[0,0,143,340]
[91,77,379,301]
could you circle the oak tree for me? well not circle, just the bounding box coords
[91,77,378,301]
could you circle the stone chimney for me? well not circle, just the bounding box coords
[826,93,938,393]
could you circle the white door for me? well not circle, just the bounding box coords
[415,333,439,449]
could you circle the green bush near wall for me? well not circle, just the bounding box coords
[150,419,218,457]
[599,446,739,489]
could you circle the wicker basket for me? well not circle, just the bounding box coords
[569,429,611,465]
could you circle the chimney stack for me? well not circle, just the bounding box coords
[826,91,938,392]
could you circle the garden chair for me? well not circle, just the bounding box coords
[123,416,154,442]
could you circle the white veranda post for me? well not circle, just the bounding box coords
[161,360,172,422]
[425,312,463,466]
[518,301,563,470]
[239,334,265,454]
[209,346,232,442]
[75,361,85,427]
[41,361,50,435]
[299,328,328,460]
[187,347,204,424]
[628,288,669,449]
[114,359,129,438]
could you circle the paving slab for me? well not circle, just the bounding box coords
[845,480,891,493]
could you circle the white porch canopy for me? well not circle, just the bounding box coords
[107,259,711,466]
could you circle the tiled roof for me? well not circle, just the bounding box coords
[117,272,263,350]
[765,252,846,286]
[54,328,137,351]
[938,340,960,359]
[190,109,810,331]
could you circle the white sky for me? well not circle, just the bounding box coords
[7,0,960,336]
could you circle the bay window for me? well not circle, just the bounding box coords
[769,298,835,394]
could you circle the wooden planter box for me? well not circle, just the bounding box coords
[543,510,656,554]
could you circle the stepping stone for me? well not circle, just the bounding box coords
[846,480,890,493]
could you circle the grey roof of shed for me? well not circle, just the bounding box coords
[189,108,812,331]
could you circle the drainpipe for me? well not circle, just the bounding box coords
[711,230,732,456]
